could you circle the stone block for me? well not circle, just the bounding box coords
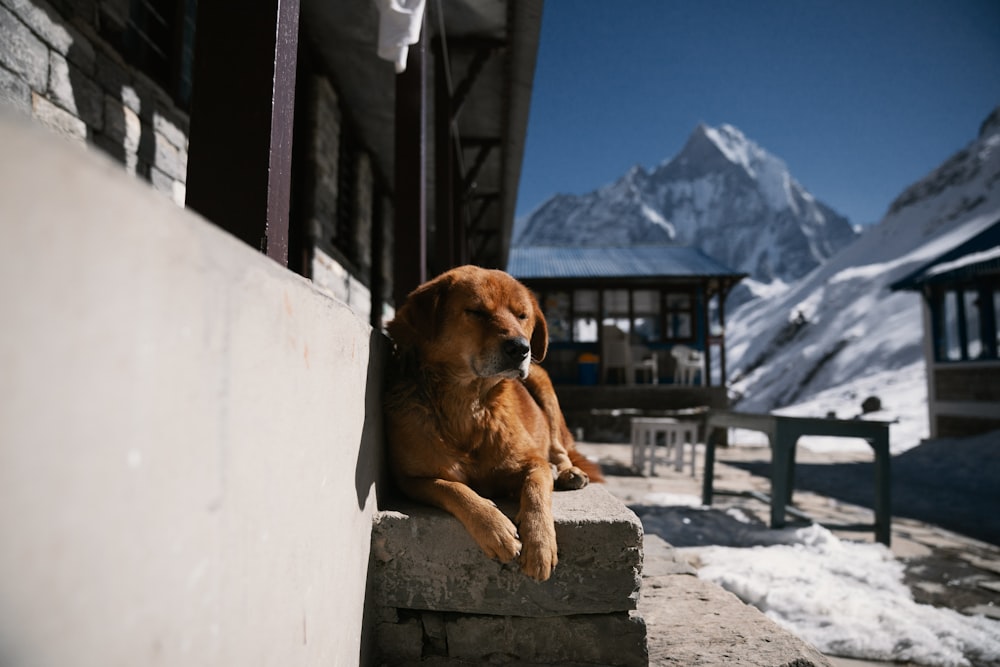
[149,166,185,207]
[372,484,643,617]
[31,90,85,141]
[375,614,423,664]
[152,126,187,180]
[446,611,646,666]
[47,51,102,128]
[153,111,187,151]
[94,49,128,98]
[0,5,49,90]
[375,610,647,667]
[0,63,31,114]
[3,0,95,74]
[101,92,140,153]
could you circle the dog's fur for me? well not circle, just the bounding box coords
[385,265,602,581]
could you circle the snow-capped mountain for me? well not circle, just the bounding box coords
[514,123,858,285]
[726,106,1000,447]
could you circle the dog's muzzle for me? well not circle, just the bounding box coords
[475,336,532,379]
[502,337,531,366]
[502,337,531,378]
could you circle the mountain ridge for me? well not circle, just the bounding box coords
[726,105,1000,421]
[513,123,858,285]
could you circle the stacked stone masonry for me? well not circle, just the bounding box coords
[1,0,389,325]
[0,0,189,206]
[371,485,649,666]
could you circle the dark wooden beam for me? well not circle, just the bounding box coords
[461,140,498,194]
[450,44,498,121]
[393,25,429,305]
[433,39,455,276]
[185,0,300,266]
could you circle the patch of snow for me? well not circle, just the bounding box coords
[925,244,1000,277]
[697,524,1000,666]
[641,492,703,507]
[640,203,675,236]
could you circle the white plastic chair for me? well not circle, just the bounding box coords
[671,345,704,385]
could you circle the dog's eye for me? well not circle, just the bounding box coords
[516,312,529,321]
[465,308,489,320]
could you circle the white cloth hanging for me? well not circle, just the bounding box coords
[374,0,427,73]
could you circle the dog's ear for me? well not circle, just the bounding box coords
[529,291,548,363]
[386,274,451,352]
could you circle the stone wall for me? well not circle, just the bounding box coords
[0,2,392,322]
[0,0,189,205]
[301,72,391,323]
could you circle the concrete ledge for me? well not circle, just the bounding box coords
[641,537,832,666]
[372,484,643,617]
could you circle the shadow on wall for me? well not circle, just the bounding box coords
[356,327,390,511]
[357,328,392,666]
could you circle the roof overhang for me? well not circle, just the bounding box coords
[891,219,1000,291]
[299,0,542,270]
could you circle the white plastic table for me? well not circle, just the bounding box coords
[631,417,698,476]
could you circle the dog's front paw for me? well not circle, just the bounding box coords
[519,533,558,581]
[470,507,522,564]
[517,516,558,581]
[555,466,589,490]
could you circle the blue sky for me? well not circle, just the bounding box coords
[515,0,1000,226]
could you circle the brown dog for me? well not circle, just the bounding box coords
[385,265,602,581]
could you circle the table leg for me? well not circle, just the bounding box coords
[649,428,658,476]
[770,426,794,529]
[872,431,892,546]
[702,426,718,506]
[675,429,684,472]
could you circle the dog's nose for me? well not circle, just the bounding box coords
[503,337,531,361]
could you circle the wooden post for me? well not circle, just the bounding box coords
[185,0,300,266]
[393,26,429,305]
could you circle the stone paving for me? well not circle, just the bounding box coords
[576,440,1000,667]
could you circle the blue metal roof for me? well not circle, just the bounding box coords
[507,245,744,280]
[890,219,1000,290]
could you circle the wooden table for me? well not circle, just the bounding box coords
[701,410,893,545]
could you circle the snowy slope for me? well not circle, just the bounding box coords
[515,124,857,285]
[726,106,1000,451]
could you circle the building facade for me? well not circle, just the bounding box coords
[508,245,745,386]
[891,220,1000,438]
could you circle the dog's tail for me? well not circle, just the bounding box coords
[568,445,605,484]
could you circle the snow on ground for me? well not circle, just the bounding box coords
[696,524,1000,667]
[637,491,1000,666]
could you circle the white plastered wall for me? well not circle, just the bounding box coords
[0,114,384,666]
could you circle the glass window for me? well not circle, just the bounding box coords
[602,289,630,336]
[964,289,982,359]
[542,291,571,342]
[664,291,694,340]
[666,293,691,309]
[633,289,661,344]
[573,290,599,343]
[707,293,723,337]
[941,290,962,361]
[574,289,598,312]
